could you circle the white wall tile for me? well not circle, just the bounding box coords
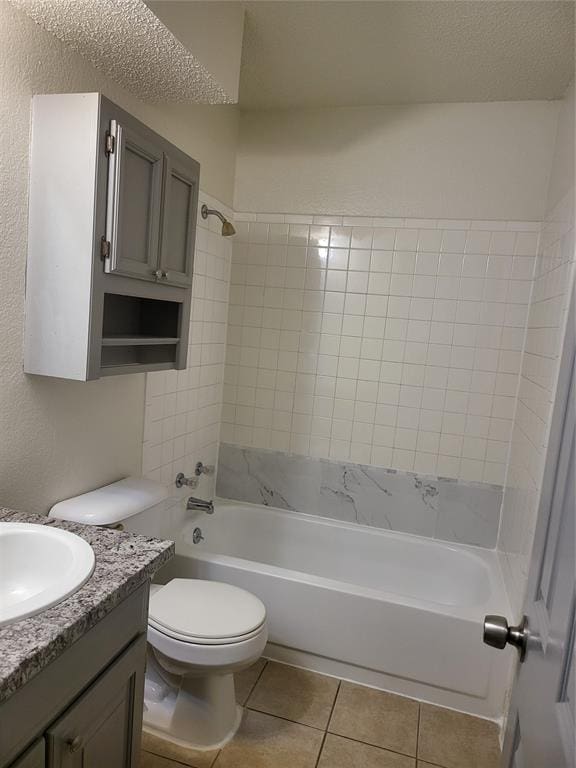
[499,183,575,613]
[141,192,232,495]
[226,211,537,483]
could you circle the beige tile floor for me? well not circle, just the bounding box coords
[140,659,501,768]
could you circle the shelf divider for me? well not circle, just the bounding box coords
[101,336,180,347]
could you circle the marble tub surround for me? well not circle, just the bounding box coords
[216,444,502,548]
[0,508,174,703]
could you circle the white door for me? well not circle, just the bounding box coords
[485,285,575,767]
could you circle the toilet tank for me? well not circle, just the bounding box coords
[49,477,169,527]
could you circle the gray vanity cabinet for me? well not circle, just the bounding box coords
[8,743,44,768]
[1,584,149,768]
[105,119,164,283]
[45,635,145,768]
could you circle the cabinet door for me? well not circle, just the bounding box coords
[45,635,146,768]
[8,741,45,768]
[105,119,163,282]
[158,153,198,287]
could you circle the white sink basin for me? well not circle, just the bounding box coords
[0,522,95,627]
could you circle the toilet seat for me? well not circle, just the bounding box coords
[148,578,266,646]
[148,620,265,645]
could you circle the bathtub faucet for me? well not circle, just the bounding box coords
[187,496,214,514]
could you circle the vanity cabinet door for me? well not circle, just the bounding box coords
[158,152,199,287]
[104,119,164,282]
[45,635,146,768]
[8,741,45,768]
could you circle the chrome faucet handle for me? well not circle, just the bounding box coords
[175,472,199,489]
[195,461,215,477]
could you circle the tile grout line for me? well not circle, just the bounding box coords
[313,679,342,768]
[141,751,193,768]
[324,678,421,763]
[242,658,269,706]
[244,705,328,732]
[321,729,421,762]
[243,666,422,763]
[211,661,270,767]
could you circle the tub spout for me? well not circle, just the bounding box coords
[187,496,214,514]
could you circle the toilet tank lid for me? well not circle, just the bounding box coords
[48,477,169,526]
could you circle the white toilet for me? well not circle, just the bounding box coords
[48,477,268,751]
[144,578,267,749]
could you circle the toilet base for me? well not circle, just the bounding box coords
[143,668,243,750]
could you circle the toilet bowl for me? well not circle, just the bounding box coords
[143,578,267,750]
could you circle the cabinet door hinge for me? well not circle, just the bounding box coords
[104,132,115,155]
[100,237,111,260]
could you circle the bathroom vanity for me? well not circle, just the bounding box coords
[0,509,174,768]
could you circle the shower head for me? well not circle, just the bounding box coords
[200,204,236,237]
[221,219,236,237]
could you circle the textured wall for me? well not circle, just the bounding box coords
[149,1,245,102]
[0,4,237,512]
[234,101,558,221]
[11,0,231,104]
[498,82,575,613]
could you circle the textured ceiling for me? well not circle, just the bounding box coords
[10,0,232,103]
[240,1,575,109]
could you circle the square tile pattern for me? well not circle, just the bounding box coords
[142,192,233,490]
[499,186,576,608]
[140,660,501,768]
[222,213,540,485]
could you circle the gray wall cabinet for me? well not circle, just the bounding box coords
[159,154,198,288]
[105,119,164,284]
[24,93,200,380]
[1,584,149,768]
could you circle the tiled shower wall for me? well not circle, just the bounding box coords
[499,186,575,608]
[141,193,232,501]
[498,83,575,610]
[221,214,539,485]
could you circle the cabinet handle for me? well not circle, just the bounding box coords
[153,269,163,280]
[162,271,169,280]
[67,736,83,753]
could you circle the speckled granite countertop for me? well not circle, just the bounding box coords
[0,508,174,704]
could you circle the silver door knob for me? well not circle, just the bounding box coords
[483,615,528,661]
[153,269,163,279]
[162,271,169,280]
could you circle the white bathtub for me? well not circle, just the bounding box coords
[156,499,514,719]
